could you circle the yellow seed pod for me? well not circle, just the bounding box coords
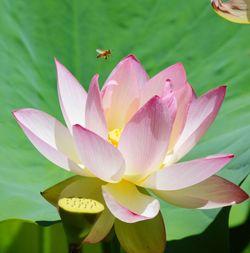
[58,197,105,245]
[58,197,104,214]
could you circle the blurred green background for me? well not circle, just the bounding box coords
[0,0,249,252]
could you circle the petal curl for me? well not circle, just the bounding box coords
[119,95,176,181]
[211,0,250,24]
[140,154,234,190]
[102,181,160,223]
[73,125,125,183]
[85,74,108,139]
[153,175,249,209]
[101,55,148,130]
[55,59,87,132]
[13,109,87,175]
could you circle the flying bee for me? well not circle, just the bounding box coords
[96,49,112,60]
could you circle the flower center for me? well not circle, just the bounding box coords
[58,197,104,214]
[108,128,123,147]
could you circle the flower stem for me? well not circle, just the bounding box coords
[68,243,82,253]
[101,234,120,253]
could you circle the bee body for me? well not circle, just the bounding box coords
[96,49,111,60]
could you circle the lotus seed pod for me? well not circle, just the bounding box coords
[58,197,104,245]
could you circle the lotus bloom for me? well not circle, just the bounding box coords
[13,55,248,253]
[211,0,250,24]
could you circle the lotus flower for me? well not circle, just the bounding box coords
[211,0,250,24]
[13,55,248,253]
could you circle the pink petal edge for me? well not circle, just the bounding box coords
[12,109,88,176]
[153,175,249,209]
[172,86,227,162]
[140,154,234,190]
[55,59,87,132]
[85,74,108,139]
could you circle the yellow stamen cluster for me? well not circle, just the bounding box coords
[108,128,123,147]
[58,197,104,214]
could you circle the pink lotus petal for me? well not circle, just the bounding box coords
[55,59,87,132]
[161,79,174,97]
[141,63,186,106]
[172,86,226,162]
[168,83,193,151]
[85,74,108,139]
[102,182,160,223]
[72,124,125,182]
[153,175,249,209]
[140,154,234,190]
[13,109,88,176]
[101,55,149,130]
[118,95,177,181]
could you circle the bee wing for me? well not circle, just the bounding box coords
[96,49,103,54]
